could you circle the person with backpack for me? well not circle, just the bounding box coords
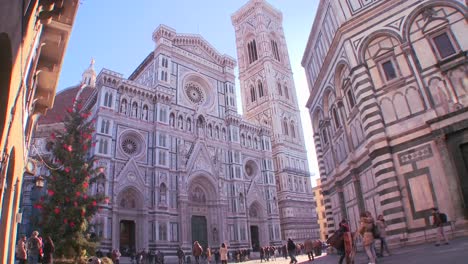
[376,215,391,257]
[27,231,41,264]
[432,207,449,246]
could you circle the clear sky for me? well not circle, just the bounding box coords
[58,0,320,184]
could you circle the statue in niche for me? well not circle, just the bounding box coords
[97,183,105,193]
[212,227,219,243]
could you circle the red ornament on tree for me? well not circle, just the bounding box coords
[64,167,71,173]
[75,191,81,197]
[47,190,54,196]
[83,182,89,189]
[92,200,97,207]
[54,207,60,214]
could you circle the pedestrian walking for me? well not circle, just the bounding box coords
[359,212,376,264]
[376,215,391,256]
[220,243,228,264]
[16,235,27,264]
[287,238,298,264]
[432,207,449,246]
[42,236,55,264]
[304,239,314,261]
[27,231,41,264]
[214,249,220,264]
[112,249,121,264]
[177,247,185,264]
[206,247,212,264]
[192,241,203,264]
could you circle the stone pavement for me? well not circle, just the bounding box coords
[120,237,468,264]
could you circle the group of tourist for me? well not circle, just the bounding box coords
[327,207,451,264]
[188,241,228,264]
[16,230,55,264]
[327,211,391,264]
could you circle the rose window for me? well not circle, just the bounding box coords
[121,138,138,155]
[185,82,205,104]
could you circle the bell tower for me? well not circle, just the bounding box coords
[232,0,319,240]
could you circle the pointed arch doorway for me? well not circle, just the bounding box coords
[191,215,208,249]
[120,220,135,254]
[115,187,144,254]
[248,202,266,251]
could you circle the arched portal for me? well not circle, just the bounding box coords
[187,174,219,249]
[248,201,267,251]
[115,187,144,255]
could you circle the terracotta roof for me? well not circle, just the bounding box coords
[38,84,95,125]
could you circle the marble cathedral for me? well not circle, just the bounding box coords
[23,0,318,254]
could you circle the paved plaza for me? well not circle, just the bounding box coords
[120,236,468,264]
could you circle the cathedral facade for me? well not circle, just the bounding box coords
[24,0,319,255]
[303,0,468,244]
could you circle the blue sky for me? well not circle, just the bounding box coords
[58,0,320,183]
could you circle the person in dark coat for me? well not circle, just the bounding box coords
[42,236,55,264]
[287,239,297,264]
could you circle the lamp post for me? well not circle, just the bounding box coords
[35,175,45,188]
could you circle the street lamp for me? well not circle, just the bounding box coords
[35,175,45,188]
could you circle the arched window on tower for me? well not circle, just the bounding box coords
[282,118,289,136]
[290,122,296,138]
[284,85,289,99]
[132,102,138,117]
[120,99,127,114]
[271,39,280,61]
[250,85,256,102]
[247,39,258,64]
[159,183,167,204]
[258,81,264,98]
[277,82,282,96]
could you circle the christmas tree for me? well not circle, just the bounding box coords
[35,101,108,260]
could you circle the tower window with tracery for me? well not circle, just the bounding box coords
[258,81,264,98]
[250,85,256,102]
[247,39,258,64]
[271,39,280,61]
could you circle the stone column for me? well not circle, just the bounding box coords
[350,65,406,235]
[179,198,191,249]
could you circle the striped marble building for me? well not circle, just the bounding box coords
[303,0,468,244]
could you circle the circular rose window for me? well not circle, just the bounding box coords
[121,138,138,155]
[185,82,205,104]
[244,160,258,177]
